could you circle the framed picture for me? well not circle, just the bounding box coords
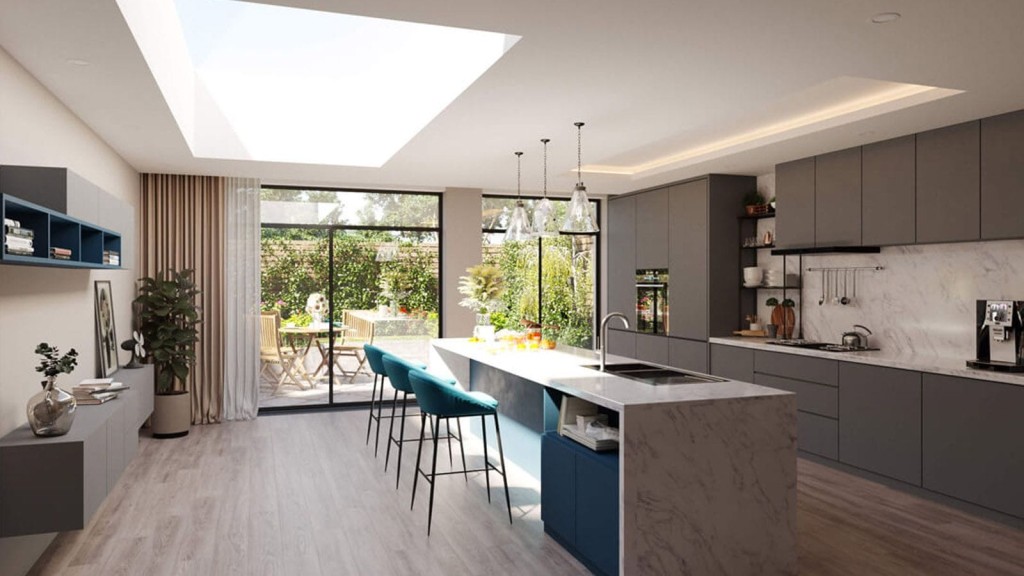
[95,280,119,377]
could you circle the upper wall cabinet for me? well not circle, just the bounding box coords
[668,179,708,341]
[634,187,668,269]
[981,110,1024,240]
[916,121,980,244]
[862,135,916,246]
[607,195,637,319]
[775,157,816,249]
[814,147,862,246]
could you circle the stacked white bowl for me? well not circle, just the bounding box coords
[743,267,762,287]
[764,269,783,287]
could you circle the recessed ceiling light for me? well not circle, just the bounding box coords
[870,12,901,24]
[66,58,91,66]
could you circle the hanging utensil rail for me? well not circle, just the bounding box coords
[806,266,884,272]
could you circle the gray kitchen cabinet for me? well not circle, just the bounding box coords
[839,363,922,485]
[862,135,916,246]
[775,157,816,249]
[605,328,635,359]
[668,179,708,340]
[814,147,862,246]
[710,344,754,382]
[667,337,708,373]
[635,333,669,366]
[754,373,837,419]
[923,374,1024,518]
[981,110,1024,240]
[634,187,668,269]
[797,412,838,460]
[754,350,838,386]
[607,196,636,318]
[916,121,980,243]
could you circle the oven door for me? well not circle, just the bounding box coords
[636,283,666,334]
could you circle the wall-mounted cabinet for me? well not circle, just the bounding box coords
[814,147,862,246]
[916,121,980,244]
[775,158,816,249]
[862,135,916,246]
[2,194,121,269]
[981,110,1024,240]
[634,187,668,269]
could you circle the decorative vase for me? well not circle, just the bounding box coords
[473,313,495,342]
[27,376,77,437]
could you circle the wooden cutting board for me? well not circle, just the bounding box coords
[733,330,767,337]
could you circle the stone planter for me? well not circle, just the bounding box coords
[152,391,190,438]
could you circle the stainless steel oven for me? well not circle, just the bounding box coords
[636,269,669,334]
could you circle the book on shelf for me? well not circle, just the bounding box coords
[74,390,120,405]
[74,380,128,394]
[5,248,34,256]
[79,378,114,386]
[102,250,120,265]
[50,254,71,261]
[5,235,33,248]
[4,218,21,228]
[49,247,72,256]
[4,226,33,238]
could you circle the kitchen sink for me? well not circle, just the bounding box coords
[582,362,726,385]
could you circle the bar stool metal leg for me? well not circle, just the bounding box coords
[481,414,491,502]
[374,376,387,456]
[384,389,400,470]
[456,419,468,482]
[427,415,441,536]
[411,412,428,511]
[493,414,513,525]
[365,373,379,445]
[394,393,410,489]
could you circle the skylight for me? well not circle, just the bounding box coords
[118,0,519,166]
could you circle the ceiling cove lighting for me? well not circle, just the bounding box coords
[532,138,559,238]
[560,122,599,236]
[504,152,534,242]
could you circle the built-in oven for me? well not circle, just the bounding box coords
[636,269,669,334]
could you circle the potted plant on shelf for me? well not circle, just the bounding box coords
[135,269,201,438]
[26,343,79,437]
[742,190,767,216]
[457,263,506,342]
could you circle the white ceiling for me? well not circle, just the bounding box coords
[2,0,1024,196]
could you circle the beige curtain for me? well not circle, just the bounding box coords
[139,174,224,424]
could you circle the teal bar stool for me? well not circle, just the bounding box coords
[381,353,457,490]
[363,344,392,456]
[408,367,512,535]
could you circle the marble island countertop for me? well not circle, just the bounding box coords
[431,338,792,411]
[710,336,1024,386]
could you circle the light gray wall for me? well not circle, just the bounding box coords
[0,45,139,576]
[441,187,483,338]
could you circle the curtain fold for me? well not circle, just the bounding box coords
[139,174,224,424]
[223,177,261,420]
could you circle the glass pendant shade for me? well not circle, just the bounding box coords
[532,196,558,237]
[561,183,599,235]
[505,200,533,242]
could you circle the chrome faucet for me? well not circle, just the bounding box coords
[599,312,630,371]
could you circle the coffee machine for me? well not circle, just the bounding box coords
[967,300,1024,372]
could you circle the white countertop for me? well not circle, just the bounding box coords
[709,336,1024,386]
[432,338,791,411]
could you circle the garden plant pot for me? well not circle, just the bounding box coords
[152,391,190,438]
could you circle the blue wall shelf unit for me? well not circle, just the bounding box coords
[2,194,121,269]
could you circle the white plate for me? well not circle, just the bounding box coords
[743,282,762,288]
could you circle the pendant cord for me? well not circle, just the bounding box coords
[515,151,523,199]
[575,122,584,186]
[541,138,550,197]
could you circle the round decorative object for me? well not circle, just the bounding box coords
[27,376,77,437]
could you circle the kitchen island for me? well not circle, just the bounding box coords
[430,338,797,576]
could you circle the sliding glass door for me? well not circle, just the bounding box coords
[259,188,440,411]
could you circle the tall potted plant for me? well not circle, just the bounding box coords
[135,269,201,438]
[457,263,506,341]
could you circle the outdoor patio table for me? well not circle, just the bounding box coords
[279,323,351,381]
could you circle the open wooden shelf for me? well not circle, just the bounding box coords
[2,194,121,269]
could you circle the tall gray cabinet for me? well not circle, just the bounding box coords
[915,121,981,244]
[607,174,753,371]
[981,110,1024,240]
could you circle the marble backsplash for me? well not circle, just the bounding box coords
[754,229,1024,360]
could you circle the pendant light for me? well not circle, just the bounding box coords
[504,151,533,242]
[560,122,599,235]
[532,138,558,238]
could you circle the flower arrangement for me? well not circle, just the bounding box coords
[35,343,79,382]
[305,292,327,324]
[457,264,506,315]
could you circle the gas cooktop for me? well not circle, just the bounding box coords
[767,339,879,352]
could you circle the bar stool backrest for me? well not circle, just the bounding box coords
[381,353,429,394]
[363,343,388,377]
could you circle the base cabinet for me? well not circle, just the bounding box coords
[541,432,619,576]
[923,374,1024,518]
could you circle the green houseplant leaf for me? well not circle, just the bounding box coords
[134,269,201,394]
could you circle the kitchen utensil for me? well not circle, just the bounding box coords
[851,270,857,304]
[841,270,850,305]
[831,270,840,304]
[841,324,873,348]
[818,270,825,305]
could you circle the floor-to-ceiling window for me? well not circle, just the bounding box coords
[259,187,441,410]
[482,195,599,348]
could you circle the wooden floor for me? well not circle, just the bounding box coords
[29,410,1024,576]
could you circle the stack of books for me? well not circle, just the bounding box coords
[4,218,34,256]
[49,246,72,261]
[73,378,129,405]
[103,249,120,266]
